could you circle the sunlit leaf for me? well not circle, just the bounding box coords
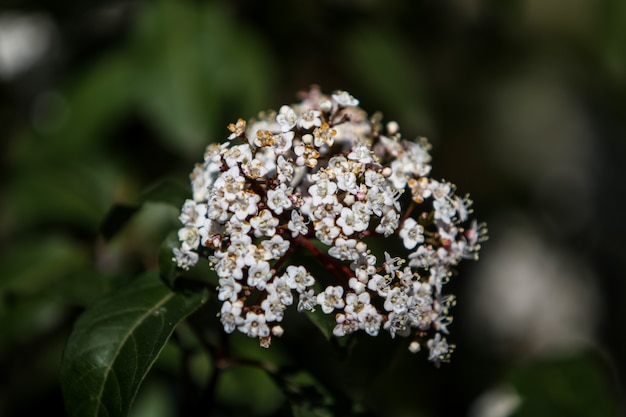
[60,270,208,417]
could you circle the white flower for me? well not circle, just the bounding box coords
[297,289,317,312]
[433,199,456,224]
[261,293,287,322]
[215,166,245,202]
[277,155,295,184]
[384,287,409,313]
[239,312,270,338]
[267,185,293,215]
[399,217,424,250]
[298,109,322,129]
[261,235,290,259]
[179,199,208,228]
[227,234,252,257]
[317,286,345,314]
[335,207,359,236]
[375,209,399,237]
[214,254,244,280]
[177,227,200,250]
[287,210,309,237]
[267,275,293,305]
[273,131,295,154]
[332,90,359,107]
[276,105,298,132]
[172,247,199,270]
[242,157,269,179]
[308,178,337,206]
[314,217,341,245]
[367,273,389,297]
[223,143,252,167]
[227,118,246,140]
[283,265,315,293]
[250,209,279,237]
[333,313,359,337]
[347,142,373,164]
[217,276,242,302]
[427,333,451,362]
[247,262,273,290]
[220,301,244,333]
[230,192,260,220]
[359,305,383,336]
[429,180,451,201]
[225,216,252,238]
[328,237,359,261]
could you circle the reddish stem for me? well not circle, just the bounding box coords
[295,235,353,286]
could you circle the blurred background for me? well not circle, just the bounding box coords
[1,0,625,416]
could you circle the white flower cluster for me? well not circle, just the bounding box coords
[174,87,486,363]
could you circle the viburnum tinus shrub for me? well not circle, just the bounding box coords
[173,86,487,364]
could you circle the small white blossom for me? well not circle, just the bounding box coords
[332,90,359,107]
[276,105,298,132]
[247,262,273,290]
[347,142,373,164]
[283,265,315,293]
[261,235,290,259]
[433,199,456,224]
[217,276,242,302]
[399,217,424,250]
[220,301,244,333]
[427,333,452,362]
[287,210,309,237]
[317,286,345,314]
[267,185,293,215]
[298,109,322,129]
[239,312,270,338]
[298,289,317,312]
[250,209,279,237]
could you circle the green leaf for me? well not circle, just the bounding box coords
[101,180,189,240]
[60,270,208,417]
[342,26,431,134]
[304,309,336,341]
[159,230,217,290]
[507,353,621,417]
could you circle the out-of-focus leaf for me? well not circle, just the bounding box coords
[131,0,275,156]
[6,160,120,233]
[128,381,176,417]
[216,365,286,416]
[0,236,89,295]
[60,270,208,417]
[304,309,336,341]
[138,179,190,209]
[9,52,134,163]
[507,353,621,417]
[101,180,189,240]
[342,26,430,134]
[599,0,626,86]
[101,204,141,241]
[0,296,66,356]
